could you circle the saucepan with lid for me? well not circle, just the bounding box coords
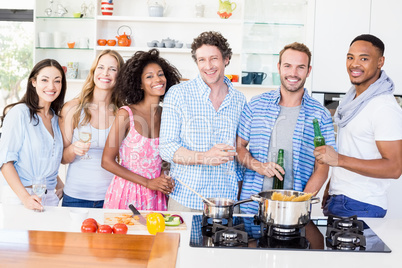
[251,190,320,228]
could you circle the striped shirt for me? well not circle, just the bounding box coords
[160,75,246,210]
[238,88,336,214]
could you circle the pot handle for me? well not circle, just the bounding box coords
[234,198,252,206]
[310,197,320,204]
[250,194,263,203]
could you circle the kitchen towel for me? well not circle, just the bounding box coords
[334,70,394,128]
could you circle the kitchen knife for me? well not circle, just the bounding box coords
[129,204,147,226]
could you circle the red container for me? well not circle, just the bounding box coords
[101,2,114,16]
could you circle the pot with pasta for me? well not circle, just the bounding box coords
[250,190,320,228]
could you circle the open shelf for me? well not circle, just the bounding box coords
[96,16,242,24]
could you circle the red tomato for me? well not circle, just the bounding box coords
[82,218,98,227]
[112,223,128,234]
[81,222,97,233]
[97,224,113,234]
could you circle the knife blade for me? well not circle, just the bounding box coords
[129,204,147,226]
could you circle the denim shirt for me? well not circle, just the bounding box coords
[0,104,63,190]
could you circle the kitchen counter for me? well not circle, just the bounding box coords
[0,204,400,268]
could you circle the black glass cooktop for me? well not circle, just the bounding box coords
[189,215,392,252]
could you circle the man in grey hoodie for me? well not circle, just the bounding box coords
[314,34,402,218]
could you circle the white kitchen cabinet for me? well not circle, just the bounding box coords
[311,0,371,93]
[370,0,402,95]
[312,0,402,95]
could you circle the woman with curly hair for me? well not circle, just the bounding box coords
[102,48,181,210]
[59,50,124,208]
[0,59,66,210]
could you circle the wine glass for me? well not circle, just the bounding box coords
[164,170,173,195]
[223,137,236,175]
[32,177,47,212]
[223,137,236,153]
[78,123,92,160]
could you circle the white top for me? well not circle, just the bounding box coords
[329,94,402,209]
[63,122,113,201]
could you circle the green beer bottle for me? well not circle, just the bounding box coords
[272,149,285,189]
[313,118,326,148]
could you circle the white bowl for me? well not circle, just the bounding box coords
[69,208,89,224]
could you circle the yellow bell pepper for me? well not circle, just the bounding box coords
[146,212,165,235]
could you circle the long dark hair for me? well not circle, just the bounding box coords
[113,49,181,106]
[1,59,67,127]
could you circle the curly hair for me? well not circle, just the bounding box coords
[113,49,181,106]
[71,50,124,129]
[191,31,232,66]
[1,59,66,127]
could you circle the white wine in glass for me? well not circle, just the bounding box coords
[224,138,236,153]
[32,177,46,212]
[78,123,92,160]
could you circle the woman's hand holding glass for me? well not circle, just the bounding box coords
[145,171,175,195]
[72,140,91,157]
[77,123,92,160]
[32,177,47,212]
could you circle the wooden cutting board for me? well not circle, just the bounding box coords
[104,211,187,230]
[0,229,180,267]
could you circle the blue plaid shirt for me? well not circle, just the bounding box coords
[238,88,336,214]
[160,75,246,210]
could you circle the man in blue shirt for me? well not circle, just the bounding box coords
[160,31,246,211]
[237,42,336,214]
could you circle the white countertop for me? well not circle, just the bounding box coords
[0,204,400,268]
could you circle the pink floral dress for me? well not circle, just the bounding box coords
[103,106,167,210]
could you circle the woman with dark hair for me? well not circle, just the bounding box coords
[0,59,67,210]
[59,50,124,208]
[102,49,181,210]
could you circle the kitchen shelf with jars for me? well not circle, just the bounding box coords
[34,0,313,96]
[94,0,244,82]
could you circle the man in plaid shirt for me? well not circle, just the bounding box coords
[160,31,246,211]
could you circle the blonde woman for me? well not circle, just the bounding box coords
[59,50,124,208]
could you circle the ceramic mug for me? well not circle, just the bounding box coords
[39,32,53,48]
[101,2,114,16]
[272,72,281,86]
[53,32,64,48]
[79,37,89,48]
[241,72,255,84]
[254,72,267,84]
[195,4,205,18]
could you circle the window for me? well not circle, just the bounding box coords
[0,1,34,118]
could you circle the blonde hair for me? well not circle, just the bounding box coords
[72,50,124,129]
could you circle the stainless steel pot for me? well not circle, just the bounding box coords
[251,190,320,228]
[203,198,252,219]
